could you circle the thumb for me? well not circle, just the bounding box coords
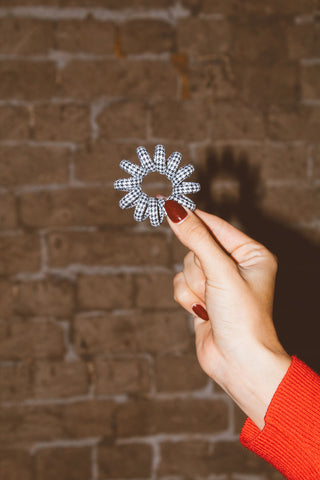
[164,200,238,283]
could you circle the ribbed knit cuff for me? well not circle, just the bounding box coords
[240,355,320,479]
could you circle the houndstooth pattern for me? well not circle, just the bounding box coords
[134,192,149,222]
[172,164,195,186]
[119,186,142,209]
[136,146,156,172]
[148,197,161,227]
[173,181,201,196]
[115,145,200,226]
[154,144,166,175]
[114,177,141,191]
[166,151,181,180]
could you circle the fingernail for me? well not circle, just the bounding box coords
[164,199,187,223]
[192,304,209,321]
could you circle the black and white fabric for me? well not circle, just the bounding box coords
[114,144,200,227]
[136,146,156,172]
[134,192,149,222]
[172,181,201,196]
[166,151,181,180]
[114,177,141,191]
[119,186,142,209]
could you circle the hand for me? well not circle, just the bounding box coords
[164,200,292,430]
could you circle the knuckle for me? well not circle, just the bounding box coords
[173,276,189,305]
[183,251,193,269]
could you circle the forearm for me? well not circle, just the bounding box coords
[218,343,292,430]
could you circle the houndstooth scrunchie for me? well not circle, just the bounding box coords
[114,144,201,227]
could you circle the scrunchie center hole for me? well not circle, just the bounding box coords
[141,171,172,198]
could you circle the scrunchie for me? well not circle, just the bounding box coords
[114,144,200,227]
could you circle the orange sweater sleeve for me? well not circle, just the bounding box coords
[240,356,320,479]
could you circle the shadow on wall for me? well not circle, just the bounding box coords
[196,146,320,373]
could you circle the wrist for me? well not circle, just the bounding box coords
[217,343,292,430]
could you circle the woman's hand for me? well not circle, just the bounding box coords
[164,200,292,430]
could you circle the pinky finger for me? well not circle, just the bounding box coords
[173,272,209,321]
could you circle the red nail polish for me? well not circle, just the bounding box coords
[164,200,187,223]
[192,304,209,321]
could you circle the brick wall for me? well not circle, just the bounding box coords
[0,1,319,479]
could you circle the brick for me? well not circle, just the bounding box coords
[182,0,234,15]
[121,19,174,54]
[0,18,55,55]
[159,439,275,476]
[261,184,320,224]
[232,19,288,63]
[159,441,212,476]
[63,400,115,438]
[195,142,308,182]
[267,105,320,141]
[77,274,133,310]
[301,64,320,100]
[0,105,30,140]
[116,397,228,436]
[103,0,173,7]
[234,402,247,434]
[0,363,30,402]
[188,60,236,101]
[48,231,169,267]
[75,140,190,184]
[98,443,152,479]
[178,18,231,57]
[20,187,135,228]
[60,60,177,100]
[210,103,265,140]
[56,19,114,54]
[0,400,115,446]
[314,145,320,180]
[155,353,208,391]
[14,279,75,317]
[0,0,173,5]
[97,100,148,139]
[0,194,17,229]
[0,280,15,316]
[235,62,300,107]
[0,234,40,275]
[0,450,33,480]
[135,272,176,308]
[94,357,151,394]
[151,100,210,141]
[0,145,70,187]
[74,311,191,356]
[287,23,320,60]
[198,0,235,14]
[210,441,277,475]
[33,104,90,142]
[33,360,88,399]
[75,140,139,183]
[36,447,91,480]
[0,61,56,100]
[232,0,318,15]
[0,317,65,361]
[0,405,66,445]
